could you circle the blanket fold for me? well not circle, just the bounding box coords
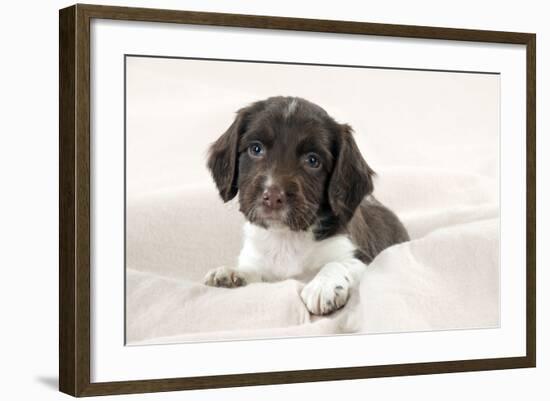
[126,168,499,345]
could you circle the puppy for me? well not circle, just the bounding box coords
[204,96,409,315]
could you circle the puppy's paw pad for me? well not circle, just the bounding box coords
[203,266,247,288]
[300,277,350,315]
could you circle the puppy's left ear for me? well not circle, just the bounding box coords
[328,124,375,224]
[207,108,248,202]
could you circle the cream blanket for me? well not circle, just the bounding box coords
[126,166,499,345]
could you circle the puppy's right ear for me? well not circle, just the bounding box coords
[207,108,248,202]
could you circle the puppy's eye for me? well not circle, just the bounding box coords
[248,142,265,158]
[304,153,321,169]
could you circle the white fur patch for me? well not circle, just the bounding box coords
[234,223,367,315]
[264,174,274,188]
[300,262,351,315]
[237,223,364,282]
[238,223,316,281]
[284,98,298,118]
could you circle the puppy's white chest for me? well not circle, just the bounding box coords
[239,223,317,281]
[262,233,313,280]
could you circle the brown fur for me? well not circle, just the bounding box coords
[207,96,409,263]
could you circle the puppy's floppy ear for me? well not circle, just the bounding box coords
[328,124,375,224]
[207,108,248,202]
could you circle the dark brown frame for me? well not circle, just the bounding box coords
[59,3,536,397]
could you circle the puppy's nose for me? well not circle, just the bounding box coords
[262,186,286,210]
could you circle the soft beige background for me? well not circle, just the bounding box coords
[126,57,499,198]
[125,56,500,344]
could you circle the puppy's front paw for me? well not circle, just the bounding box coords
[203,266,247,288]
[300,274,350,315]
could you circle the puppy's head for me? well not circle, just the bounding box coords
[207,96,374,233]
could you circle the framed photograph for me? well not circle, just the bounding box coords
[59,4,536,397]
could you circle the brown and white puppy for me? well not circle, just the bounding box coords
[204,96,409,315]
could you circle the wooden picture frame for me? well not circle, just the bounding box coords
[59,3,536,397]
